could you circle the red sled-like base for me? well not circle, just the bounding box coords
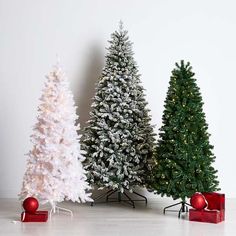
[21,211,48,222]
[189,209,224,224]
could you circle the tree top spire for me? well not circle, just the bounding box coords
[119,20,124,32]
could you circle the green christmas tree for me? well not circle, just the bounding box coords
[151,60,219,202]
[82,23,156,193]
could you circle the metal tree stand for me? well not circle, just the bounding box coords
[91,189,147,208]
[163,201,191,218]
[49,205,73,219]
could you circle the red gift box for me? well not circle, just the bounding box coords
[21,211,48,222]
[202,192,225,211]
[189,192,225,224]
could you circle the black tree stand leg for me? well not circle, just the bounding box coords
[163,201,191,218]
[123,191,135,208]
[133,191,148,204]
[91,189,114,206]
[106,189,117,202]
[91,189,147,208]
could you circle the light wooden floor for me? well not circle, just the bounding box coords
[0,197,234,236]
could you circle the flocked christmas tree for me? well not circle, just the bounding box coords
[19,63,92,211]
[151,61,219,214]
[82,23,156,201]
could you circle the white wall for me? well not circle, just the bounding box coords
[0,0,235,198]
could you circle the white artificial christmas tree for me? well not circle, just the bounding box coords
[82,23,156,196]
[19,62,92,211]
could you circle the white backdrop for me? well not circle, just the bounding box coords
[0,0,235,198]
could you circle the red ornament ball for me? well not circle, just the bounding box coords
[23,197,39,213]
[190,193,207,210]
